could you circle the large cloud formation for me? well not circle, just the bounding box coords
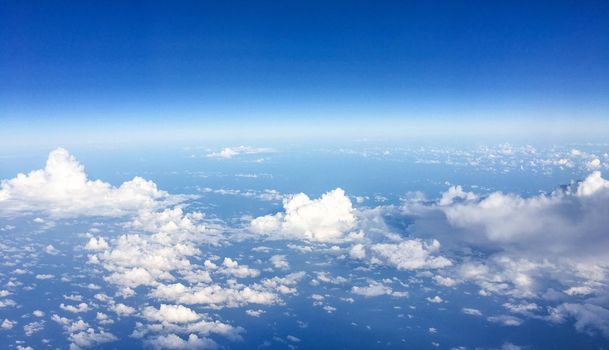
[0,148,188,218]
[400,171,609,336]
[250,188,358,242]
[405,171,609,259]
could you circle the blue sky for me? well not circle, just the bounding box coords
[2,1,609,146]
[3,4,609,349]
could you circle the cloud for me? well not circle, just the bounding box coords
[0,148,189,218]
[146,334,216,350]
[52,315,117,350]
[270,255,289,269]
[487,315,524,326]
[351,280,407,298]
[60,303,90,313]
[111,303,136,316]
[23,321,45,336]
[406,171,609,259]
[462,307,483,316]
[206,146,273,159]
[549,303,609,337]
[369,240,452,270]
[426,296,443,303]
[1,319,15,330]
[69,328,118,350]
[250,188,357,242]
[142,305,201,323]
[84,237,109,251]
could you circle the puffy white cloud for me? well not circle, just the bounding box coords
[84,237,109,251]
[400,172,609,298]
[23,320,45,336]
[349,244,366,259]
[250,188,357,242]
[69,328,117,350]
[111,303,137,316]
[407,172,609,257]
[369,240,452,270]
[45,244,60,255]
[151,282,278,309]
[587,158,602,171]
[32,310,45,317]
[269,255,289,270]
[142,305,201,324]
[0,148,188,218]
[1,318,15,330]
[433,275,457,287]
[426,296,443,303]
[218,258,259,278]
[245,309,264,317]
[146,334,216,350]
[60,303,90,313]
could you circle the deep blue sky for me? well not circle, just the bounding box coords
[1,1,609,145]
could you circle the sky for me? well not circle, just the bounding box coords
[2,0,609,146]
[2,4,609,348]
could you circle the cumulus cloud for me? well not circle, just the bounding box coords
[270,255,289,270]
[146,334,216,350]
[206,146,273,159]
[369,240,452,270]
[406,171,609,258]
[351,280,407,298]
[142,305,201,323]
[1,319,15,330]
[60,303,90,313]
[0,148,189,218]
[250,188,357,242]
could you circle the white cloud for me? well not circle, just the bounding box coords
[549,303,609,337]
[349,244,366,259]
[206,146,273,159]
[45,244,60,255]
[60,303,90,313]
[426,296,443,303]
[433,275,457,287]
[351,281,406,298]
[85,237,109,251]
[147,333,216,350]
[111,303,137,316]
[270,255,289,270]
[462,308,482,316]
[218,258,259,278]
[69,328,117,350]
[487,315,523,326]
[401,171,609,304]
[1,319,15,330]
[32,310,45,317]
[142,305,201,324]
[250,188,357,242]
[23,321,45,336]
[407,172,609,257]
[0,148,189,218]
[369,240,452,270]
